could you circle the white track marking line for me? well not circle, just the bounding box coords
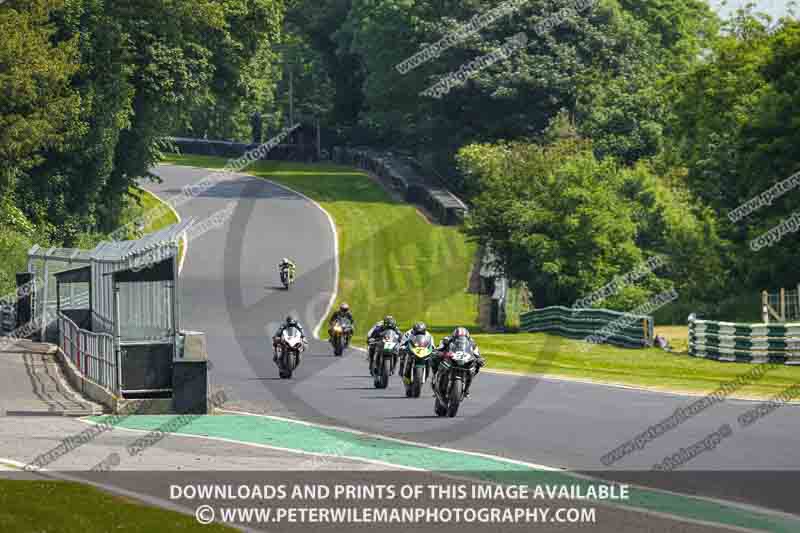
[251,176,339,340]
[150,165,339,333]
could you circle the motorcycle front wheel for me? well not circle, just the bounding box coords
[333,336,343,356]
[278,348,291,379]
[411,366,424,398]
[375,356,390,389]
[447,378,463,417]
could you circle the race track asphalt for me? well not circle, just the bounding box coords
[149,164,800,512]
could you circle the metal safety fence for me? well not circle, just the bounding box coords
[58,311,118,393]
[519,306,654,348]
[689,317,800,364]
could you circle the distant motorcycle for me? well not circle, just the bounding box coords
[329,317,353,357]
[400,333,433,398]
[370,329,400,389]
[275,326,305,379]
[433,337,477,417]
[280,265,296,289]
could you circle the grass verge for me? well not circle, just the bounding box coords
[475,332,800,398]
[0,480,233,532]
[133,186,180,235]
[132,186,184,263]
[159,154,479,343]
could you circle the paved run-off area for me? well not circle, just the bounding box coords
[84,412,800,533]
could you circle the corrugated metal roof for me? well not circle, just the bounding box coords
[27,220,194,263]
[27,244,93,262]
[92,219,194,262]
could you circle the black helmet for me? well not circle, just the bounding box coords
[339,303,350,312]
[412,322,427,335]
[383,315,397,329]
[286,316,298,327]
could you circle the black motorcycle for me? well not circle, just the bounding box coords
[433,337,477,417]
[280,265,296,289]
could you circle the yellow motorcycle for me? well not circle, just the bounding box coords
[400,333,433,398]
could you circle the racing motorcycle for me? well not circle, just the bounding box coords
[279,265,296,289]
[433,336,477,417]
[329,317,353,357]
[400,333,433,398]
[275,326,305,379]
[370,329,400,389]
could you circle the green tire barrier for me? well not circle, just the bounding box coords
[689,317,800,364]
[519,306,654,348]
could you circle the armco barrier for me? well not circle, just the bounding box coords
[168,137,316,162]
[519,306,654,348]
[689,317,800,364]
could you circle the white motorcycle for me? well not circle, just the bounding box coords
[275,326,305,379]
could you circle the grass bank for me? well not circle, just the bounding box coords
[0,480,233,532]
[160,154,479,342]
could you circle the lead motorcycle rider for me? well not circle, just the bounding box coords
[278,257,296,280]
[366,315,403,374]
[272,316,308,362]
[433,327,485,397]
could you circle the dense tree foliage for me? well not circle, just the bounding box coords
[459,133,723,309]
[1,0,285,245]
[1,0,797,317]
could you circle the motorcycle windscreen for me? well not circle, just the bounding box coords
[412,334,430,347]
[451,337,471,353]
[285,326,301,338]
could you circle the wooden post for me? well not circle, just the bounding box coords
[780,288,786,322]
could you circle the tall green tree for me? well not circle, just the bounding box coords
[0,0,80,200]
